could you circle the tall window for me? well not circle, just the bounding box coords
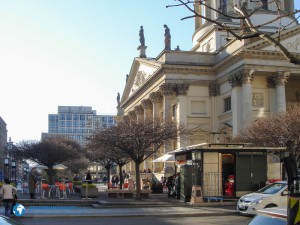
[224,97,231,112]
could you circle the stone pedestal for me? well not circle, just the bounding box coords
[137,45,147,58]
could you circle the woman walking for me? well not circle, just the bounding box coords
[0,178,17,217]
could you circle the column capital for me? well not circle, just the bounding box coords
[159,83,176,96]
[176,83,189,96]
[134,105,144,115]
[276,71,290,85]
[141,99,152,110]
[149,92,163,103]
[128,111,136,120]
[228,73,242,87]
[242,69,255,84]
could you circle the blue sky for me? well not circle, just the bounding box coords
[0,1,194,142]
[0,1,299,142]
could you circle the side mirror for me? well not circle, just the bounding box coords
[282,190,288,196]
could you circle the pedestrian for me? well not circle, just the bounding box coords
[0,178,17,217]
[28,168,37,199]
[166,175,174,197]
[175,173,181,200]
[86,170,92,184]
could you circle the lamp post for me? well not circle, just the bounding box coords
[4,158,9,180]
[11,160,16,184]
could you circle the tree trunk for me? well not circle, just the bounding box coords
[119,164,123,189]
[135,162,141,200]
[106,168,111,189]
[46,168,56,185]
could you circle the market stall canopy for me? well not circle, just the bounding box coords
[152,154,175,162]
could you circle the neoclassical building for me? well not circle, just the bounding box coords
[118,0,300,176]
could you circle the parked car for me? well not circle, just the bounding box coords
[248,207,287,225]
[237,181,288,215]
[0,216,24,225]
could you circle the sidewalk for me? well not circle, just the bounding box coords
[3,190,238,218]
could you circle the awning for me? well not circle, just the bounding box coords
[152,154,175,162]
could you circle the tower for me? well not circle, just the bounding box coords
[192,0,297,52]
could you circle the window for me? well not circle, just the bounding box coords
[224,97,231,112]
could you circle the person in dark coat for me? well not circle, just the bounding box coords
[86,170,92,184]
[166,175,174,197]
[28,168,37,199]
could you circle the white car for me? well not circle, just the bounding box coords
[237,181,288,215]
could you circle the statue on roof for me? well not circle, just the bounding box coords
[164,24,171,51]
[139,26,145,46]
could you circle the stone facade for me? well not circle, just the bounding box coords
[119,1,300,175]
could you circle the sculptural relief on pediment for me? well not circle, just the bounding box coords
[130,70,149,95]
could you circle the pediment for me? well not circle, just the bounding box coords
[130,64,157,96]
[121,58,161,104]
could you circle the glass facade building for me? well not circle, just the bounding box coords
[42,106,115,146]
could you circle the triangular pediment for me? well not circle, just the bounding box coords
[121,58,161,103]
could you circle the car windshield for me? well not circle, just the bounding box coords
[248,214,286,225]
[256,183,286,194]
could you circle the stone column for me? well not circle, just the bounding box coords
[141,99,152,121]
[176,83,189,148]
[228,73,243,136]
[159,83,176,175]
[149,92,163,172]
[241,70,254,129]
[149,92,163,120]
[159,83,176,122]
[134,105,144,123]
[275,72,289,113]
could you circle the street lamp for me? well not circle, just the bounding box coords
[11,160,16,184]
[4,158,9,180]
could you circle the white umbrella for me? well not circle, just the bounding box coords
[152,154,175,162]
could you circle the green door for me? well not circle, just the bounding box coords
[235,152,267,193]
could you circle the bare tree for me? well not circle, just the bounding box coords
[86,144,116,188]
[167,0,300,64]
[64,157,89,175]
[233,105,300,165]
[90,118,186,199]
[15,137,82,184]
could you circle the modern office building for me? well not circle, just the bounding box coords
[0,116,7,178]
[42,106,115,146]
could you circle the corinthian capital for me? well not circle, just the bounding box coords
[141,99,152,110]
[276,71,290,85]
[149,92,163,103]
[159,83,176,96]
[176,83,189,96]
[228,73,242,88]
[242,69,255,84]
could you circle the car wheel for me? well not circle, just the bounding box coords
[264,203,277,208]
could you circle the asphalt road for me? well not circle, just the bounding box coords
[15,215,252,225]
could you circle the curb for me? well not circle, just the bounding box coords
[18,210,239,219]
